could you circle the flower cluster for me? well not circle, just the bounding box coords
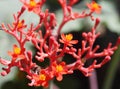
[0,0,120,88]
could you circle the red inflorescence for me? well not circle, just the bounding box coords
[0,0,119,87]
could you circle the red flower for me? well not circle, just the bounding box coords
[16,20,24,28]
[8,44,25,60]
[28,70,51,87]
[17,20,27,29]
[87,1,101,14]
[20,0,45,13]
[59,34,78,46]
[13,20,27,31]
[52,62,68,81]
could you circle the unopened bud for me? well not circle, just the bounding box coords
[94,18,100,29]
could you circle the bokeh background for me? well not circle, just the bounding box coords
[0,0,120,89]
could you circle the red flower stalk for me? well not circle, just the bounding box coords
[68,0,79,6]
[0,0,119,88]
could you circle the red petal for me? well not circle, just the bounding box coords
[56,74,63,81]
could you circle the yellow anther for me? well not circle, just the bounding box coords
[30,0,36,7]
[17,21,23,28]
[14,47,21,55]
[56,65,63,72]
[39,74,46,81]
[92,2,99,10]
[65,34,73,41]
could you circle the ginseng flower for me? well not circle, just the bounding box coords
[59,34,78,46]
[87,1,101,14]
[52,62,68,81]
[8,44,25,60]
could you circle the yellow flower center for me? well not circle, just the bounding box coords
[39,74,46,81]
[92,2,99,10]
[65,34,73,41]
[17,21,23,28]
[14,47,21,55]
[29,0,36,7]
[56,65,63,72]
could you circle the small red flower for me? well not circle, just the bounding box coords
[59,34,78,46]
[28,0,37,10]
[13,20,27,30]
[17,20,24,29]
[8,44,25,59]
[17,20,27,29]
[29,70,51,87]
[52,62,68,81]
[87,1,101,14]
[20,0,45,13]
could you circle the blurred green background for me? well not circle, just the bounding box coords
[0,0,120,89]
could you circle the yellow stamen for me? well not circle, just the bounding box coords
[39,74,46,81]
[56,65,63,72]
[92,2,99,10]
[14,47,21,55]
[30,0,36,7]
[65,34,73,41]
[17,21,23,28]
